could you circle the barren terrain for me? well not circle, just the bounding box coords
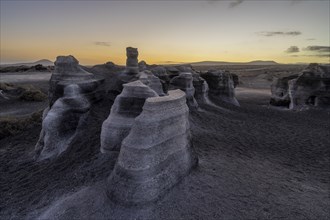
[0,65,329,219]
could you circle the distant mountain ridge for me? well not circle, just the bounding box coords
[189,60,279,66]
[0,59,54,67]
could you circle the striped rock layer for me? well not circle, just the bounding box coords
[107,89,198,206]
[169,72,198,110]
[49,55,104,107]
[100,80,158,152]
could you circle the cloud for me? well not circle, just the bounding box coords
[94,41,111,47]
[285,46,300,53]
[229,0,244,8]
[207,0,244,8]
[303,46,330,53]
[257,31,302,37]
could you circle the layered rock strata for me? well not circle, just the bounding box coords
[107,89,198,205]
[49,55,104,107]
[35,84,90,161]
[169,72,198,109]
[100,81,158,152]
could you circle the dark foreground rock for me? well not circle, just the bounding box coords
[270,63,330,110]
[201,70,239,106]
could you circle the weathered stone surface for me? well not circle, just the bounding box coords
[151,66,170,93]
[119,47,140,83]
[49,55,105,107]
[193,76,210,104]
[107,90,198,206]
[100,81,158,153]
[35,84,90,161]
[139,70,165,96]
[138,60,148,71]
[201,70,239,106]
[288,64,330,110]
[270,75,299,107]
[169,72,198,110]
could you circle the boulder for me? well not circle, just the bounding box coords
[100,81,158,153]
[35,84,90,161]
[169,72,198,110]
[201,70,239,106]
[107,90,198,206]
[49,55,105,107]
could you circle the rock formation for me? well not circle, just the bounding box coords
[288,64,330,110]
[192,76,210,104]
[151,66,170,93]
[139,70,165,96]
[100,81,158,153]
[119,47,140,83]
[169,72,198,110]
[201,70,239,106]
[138,60,148,71]
[107,90,198,206]
[35,84,90,161]
[49,55,105,107]
[270,75,299,107]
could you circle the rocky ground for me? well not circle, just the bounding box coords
[0,65,329,219]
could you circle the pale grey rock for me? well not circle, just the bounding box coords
[107,89,198,206]
[35,84,90,161]
[49,55,105,107]
[201,70,239,106]
[139,70,165,96]
[100,81,158,153]
[193,76,210,104]
[151,66,170,93]
[288,64,330,110]
[169,72,198,110]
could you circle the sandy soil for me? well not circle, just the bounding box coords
[0,67,329,219]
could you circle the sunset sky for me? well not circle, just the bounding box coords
[0,0,329,65]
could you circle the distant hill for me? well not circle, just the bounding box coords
[189,60,279,66]
[0,59,54,67]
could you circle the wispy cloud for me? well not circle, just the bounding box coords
[207,0,244,8]
[285,46,300,53]
[303,46,330,53]
[94,41,111,47]
[229,0,244,8]
[257,31,302,37]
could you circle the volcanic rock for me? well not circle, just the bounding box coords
[49,55,105,107]
[100,81,158,153]
[169,72,198,110]
[139,70,165,96]
[288,64,330,110]
[270,74,299,107]
[107,89,198,205]
[201,70,239,106]
[35,84,90,161]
